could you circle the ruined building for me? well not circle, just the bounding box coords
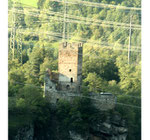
[44,42,83,103]
[45,42,116,111]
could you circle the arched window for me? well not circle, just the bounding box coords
[71,78,73,83]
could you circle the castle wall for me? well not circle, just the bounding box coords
[45,72,116,111]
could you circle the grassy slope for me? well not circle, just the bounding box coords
[13,0,38,8]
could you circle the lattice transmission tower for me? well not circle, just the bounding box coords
[9,1,16,60]
[63,0,69,42]
[9,1,23,63]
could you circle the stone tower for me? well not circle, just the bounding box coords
[58,42,83,93]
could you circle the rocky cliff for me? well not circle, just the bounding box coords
[15,111,127,140]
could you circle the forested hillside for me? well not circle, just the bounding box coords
[8,0,141,139]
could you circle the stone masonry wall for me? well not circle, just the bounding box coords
[45,74,116,111]
[58,42,83,93]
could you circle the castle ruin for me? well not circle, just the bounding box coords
[44,42,116,111]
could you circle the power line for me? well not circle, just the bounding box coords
[8,6,141,55]
[8,8,141,30]
[14,1,142,16]
[9,81,141,109]
[9,65,141,100]
[128,15,132,65]
[9,8,141,30]
[8,9,141,56]
[50,0,141,11]
[9,23,141,50]
[17,30,141,52]
[9,26,141,49]
[11,6,141,28]
[15,30,141,52]
[68,94,141,109]
[9,33,142,58]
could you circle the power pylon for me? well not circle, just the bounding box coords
[128,15,132,65]
[17,32,23,64]
[63,0,67,41]
[9,1,23,63]
[9,1,16,60]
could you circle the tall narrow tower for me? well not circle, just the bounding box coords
[58,42,83,93]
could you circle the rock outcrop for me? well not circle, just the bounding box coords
[14,113,127,140]
[69,114,128,140]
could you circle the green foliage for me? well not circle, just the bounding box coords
[116,94,141,140]
[8,0,141,139]
[9,85,51,139]
[18,0,38,8]
[83,46,119,82]
[105,80,122,94]
[56,98,99,136]
[8,59,21,71]
[116,55,141,93]
[84,72,107,93]
[22,49,29,64]
[24,14,39,28]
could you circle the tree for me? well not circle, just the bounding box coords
[83,72,107,93]
[83,46,119,82]
[116,55,141,94]
[24,47,45,85]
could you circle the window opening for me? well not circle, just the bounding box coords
[71,78,73,83]
[66,85,70,89]
[56,98,59,103]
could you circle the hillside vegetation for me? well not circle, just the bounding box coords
[8,0,141,139]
